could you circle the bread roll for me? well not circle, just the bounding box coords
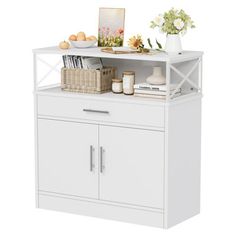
[69,34,77,41]
[89,35,97,41]
[77,31,86,41]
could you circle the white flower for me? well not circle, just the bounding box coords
[174,18,184,30]
[154,15,165,26]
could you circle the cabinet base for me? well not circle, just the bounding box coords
[38,193,164,228]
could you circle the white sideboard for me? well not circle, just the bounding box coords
[33,47,203,228]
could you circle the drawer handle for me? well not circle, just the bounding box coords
[83,109,109,114]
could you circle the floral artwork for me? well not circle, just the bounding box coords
[98,8,125,47]
[98,27,124,47]
[150,8,195,35]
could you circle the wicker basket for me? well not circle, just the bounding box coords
[61,67,116,94]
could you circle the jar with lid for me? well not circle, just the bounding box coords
[112,78,123,94]
[122,71,135,95]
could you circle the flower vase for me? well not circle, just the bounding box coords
[146,67,166,85]
[165,34,182,55]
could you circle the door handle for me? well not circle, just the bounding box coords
[100,146,104,173]
[90,145,94,172]
[83,109,109,114]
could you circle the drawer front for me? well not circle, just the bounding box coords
[37,95,164,128]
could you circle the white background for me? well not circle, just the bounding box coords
[0,0,235,235]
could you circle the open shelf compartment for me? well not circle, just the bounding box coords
[33,47,203,101]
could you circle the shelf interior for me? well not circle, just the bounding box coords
[34,51,202,103]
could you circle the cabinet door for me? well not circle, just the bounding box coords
[99,126,164,209]
[38,119,98,199]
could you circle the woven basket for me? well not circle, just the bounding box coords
[61,67,116,93]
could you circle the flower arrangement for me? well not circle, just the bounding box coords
[98,27,124,47]
[150,8,195,35]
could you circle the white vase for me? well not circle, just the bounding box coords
[165,34,182,55]
[146,67,166,85]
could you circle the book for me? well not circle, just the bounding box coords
[62,55,66,67]
[112,47,138,52]
[134,88,181,96]
[62,55,85,69]
[134,92,181,99]
[63,55,69,68]
[67,55,73,68]
[62,56,104,70]
[134,83,179,92]
[81,57,103,70]
[101,47,138,54]
[134,93,166,99]
[71,56,76,68]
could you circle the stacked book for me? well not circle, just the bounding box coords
[134,83,181,99]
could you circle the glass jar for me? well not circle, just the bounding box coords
[122,71,135,95]
[112,78,123,94]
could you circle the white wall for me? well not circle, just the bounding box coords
[0,0,235,235]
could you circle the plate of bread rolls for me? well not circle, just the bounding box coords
[69,32,97,48]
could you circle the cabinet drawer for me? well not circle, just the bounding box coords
[37,95,164,128]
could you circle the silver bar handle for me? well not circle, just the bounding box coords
[90,145,94,172]
[83,109,109,114]
[100,147,104,173]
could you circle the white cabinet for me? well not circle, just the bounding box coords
[33,47,202,228]
[38,119,99,198]
[38,118,164,209]
[99,125,164,209]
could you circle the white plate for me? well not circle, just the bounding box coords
[70,40,97,48]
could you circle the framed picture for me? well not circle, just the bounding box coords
[98,8,125,47]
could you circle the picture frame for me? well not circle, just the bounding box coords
[98,8,125,47]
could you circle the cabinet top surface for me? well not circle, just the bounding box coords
[33,46,203,62]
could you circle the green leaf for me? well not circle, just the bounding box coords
[155,39,162,49]
[147,38,153,48]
